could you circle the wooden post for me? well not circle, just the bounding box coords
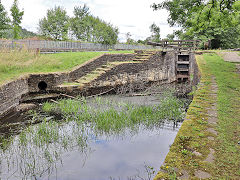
[36,48,40,56]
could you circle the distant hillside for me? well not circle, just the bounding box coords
[5,28,37,39]
[21,28,37,38]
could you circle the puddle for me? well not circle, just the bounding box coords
[0,93,190,180]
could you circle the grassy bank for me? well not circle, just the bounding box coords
[155,53,240,179]
[0,49,133,85]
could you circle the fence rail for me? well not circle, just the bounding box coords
[0,40,160,52]
[147,40,201,51]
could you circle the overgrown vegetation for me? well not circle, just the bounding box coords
[42,92,187,134]
[154,53,240,179]
[0,49,133,85]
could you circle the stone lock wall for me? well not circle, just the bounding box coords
[28,73,69,93]
[27,54,135,93]
[0,54,135,117]
[189,52,200,86]
[0,51,198,118]
[0,77,29,118]
[89,51,177,88]
[69,54,135,81]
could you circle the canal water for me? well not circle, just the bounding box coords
[0,95,188,180]
[40,123,180,180]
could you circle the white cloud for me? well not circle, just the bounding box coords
[1,0,180,41]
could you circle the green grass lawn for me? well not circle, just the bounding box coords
[0,50,133,85]
[203,53,240,177]
[155,53,240,179]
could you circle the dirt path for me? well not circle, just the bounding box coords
[218,52,240,63]
[218,51,240,75]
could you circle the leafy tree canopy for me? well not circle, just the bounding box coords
[39,6,69,40]
[166,33,175,41]
[39,4,119,44]
[150,23,161,42]
[10,0,24,39]
[70,5,119,45]
[152,0,240,49]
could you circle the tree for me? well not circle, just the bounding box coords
[70,5,90,40]
[137,39,146,45]
[70,5,119,45]
[152,0,240,48]
[93,18,119,45]
[152,0,237,27]
[0,1,10,38]
[150,23,161,42]
[166,33,175,41]
[125,32,137,44]
[10,0,24,39]
[39,6,69,40]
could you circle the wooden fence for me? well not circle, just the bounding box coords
[147,40,201,51]
[0,40,160,52]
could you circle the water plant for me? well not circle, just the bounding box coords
[0,90,189,179]
[41,93,188,136]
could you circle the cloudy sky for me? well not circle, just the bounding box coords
[2,0,180,42]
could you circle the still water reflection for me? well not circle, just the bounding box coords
[39,123,181,180]
[0,94,186,180]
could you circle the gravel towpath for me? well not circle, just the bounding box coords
[219,52,240,63]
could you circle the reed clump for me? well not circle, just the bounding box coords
[42,92,188,135]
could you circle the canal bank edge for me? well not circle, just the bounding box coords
[154,53,240,179]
